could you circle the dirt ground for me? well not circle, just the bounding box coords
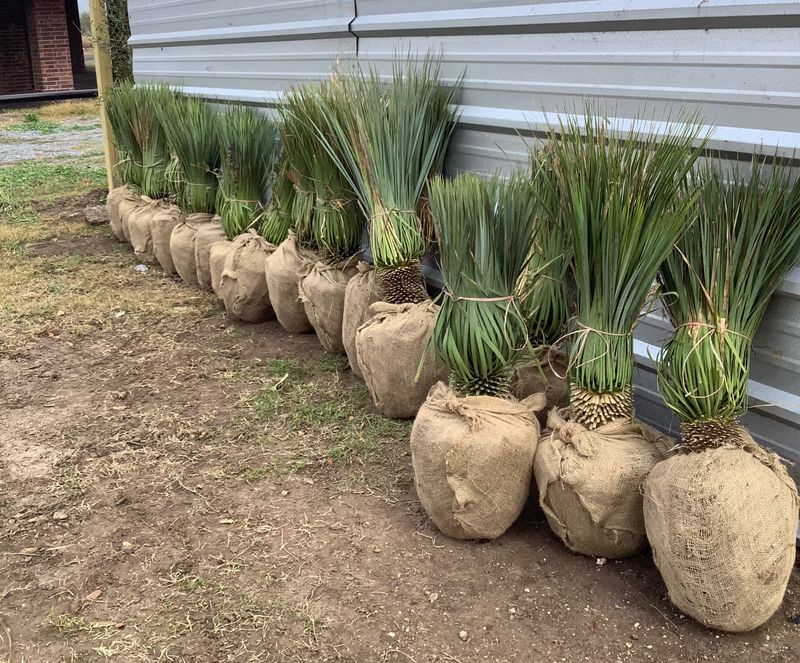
[1,103,799,663]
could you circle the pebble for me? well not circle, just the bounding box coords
[121,541,133,551]
[52,510,68,521]
[429,592,438,603]
[134,264,148,272]
[459,630,468,641]
[596,557,607,566]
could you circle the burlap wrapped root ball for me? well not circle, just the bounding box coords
[218,232,276,322]
[264,232,316,334]
[534,408,671,559]
[412,383,546,539]
[194,219,228,291]
[127,197,178,266]
[510,349,569,412]
[355,301,447,419]
[341,262,380,378]
[644,433,799,632]
[150,204,182,274]
[209,240,233,296]
[106,186,141,243]
[298,260,359,354]
[169,213,217,286]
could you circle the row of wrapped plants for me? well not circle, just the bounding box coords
[104,63,800,634]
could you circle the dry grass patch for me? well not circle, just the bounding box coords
[0,99,100,130]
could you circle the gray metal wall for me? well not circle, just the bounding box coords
[128,0,800,480]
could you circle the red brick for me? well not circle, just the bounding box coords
[24,0,77,92]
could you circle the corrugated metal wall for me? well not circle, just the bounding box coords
[128,0,800,481]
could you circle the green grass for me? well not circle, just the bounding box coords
[63,122,102,132]
[7,112,59,134]
[247,356,411,469]
[0,161,105,226]
[0,161,106,202]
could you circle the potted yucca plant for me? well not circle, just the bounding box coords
[124,85,184,267]
[263,88,326,335]
[209,106,280,322]
[412,172,545,539]
[158,94,222,288]
[511,145,571,409]
[533,110,705,559]
[104,83,143,242]
[318,58,459,417]
[287,82,366,353]
[644,157,800,632]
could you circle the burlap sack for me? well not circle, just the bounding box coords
[106,185,138,242]
[219,232,276,322]
[194,219,228,291]
[411,383,546,539]
[210,240,232,296]
[150,203,182,274]
[355,301,447,419]
[264,233,316,334]
[342,262,380,377]
[644,434,799,632]
[169,213,216,286]
[127,196,173,265]
[511,348,569,411]
[298,259,359,354]
[534,408,671,559]
[120,189,143,243]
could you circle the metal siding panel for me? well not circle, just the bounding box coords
[128,1,800,478]
[128,0,357,106]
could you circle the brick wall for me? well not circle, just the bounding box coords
[25,0,76,92]
[0,0,34,94]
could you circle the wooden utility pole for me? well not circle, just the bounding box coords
[88,0,116,192]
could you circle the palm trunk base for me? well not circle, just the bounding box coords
[678,420,745,453]
[377,262,429,304]
[570,385,633,429]
[450,370,512,398]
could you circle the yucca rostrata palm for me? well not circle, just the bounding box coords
[216,106,279,240]
[129,84,174,199]
[533,110,707,560]
[105,83,142,188]
[316,57,461,303]
[280,82,364,262]
[104,83,145,243]
[428,171,539,396]
[157,94,220,214]
[524,145,571,347]
[644,156,800,632]
[259,160,295,246]
[551,111,705,428]
[411,170,547,540]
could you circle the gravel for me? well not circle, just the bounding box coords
[0,123,103,164]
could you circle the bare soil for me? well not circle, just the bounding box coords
[1,137,799,663]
